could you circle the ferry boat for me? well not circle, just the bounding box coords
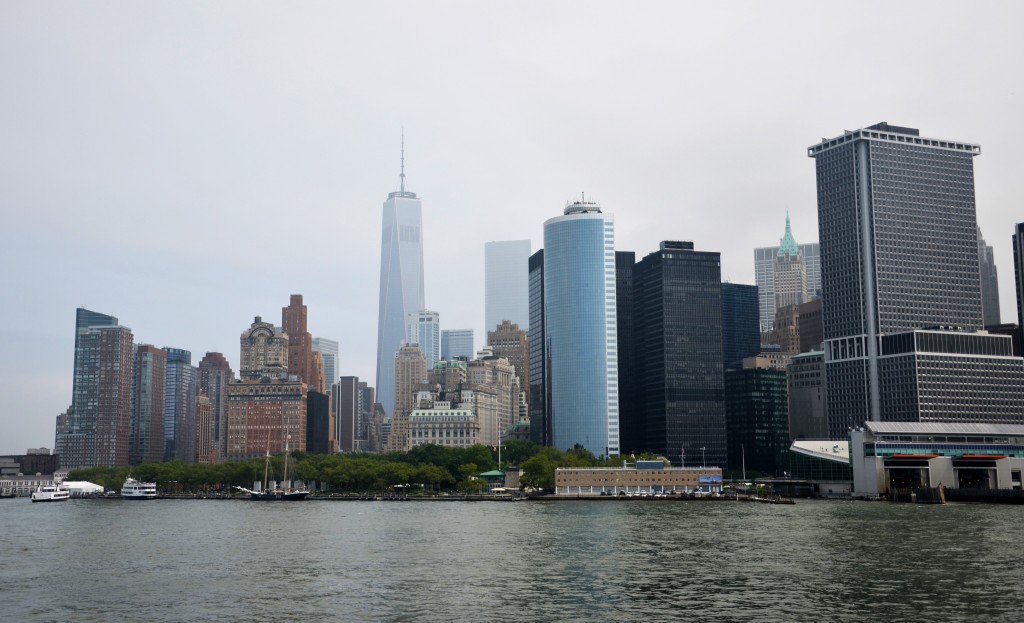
[31,484,71,503]
[121,477,158,499]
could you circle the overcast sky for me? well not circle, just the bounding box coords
[2,2,1022,454]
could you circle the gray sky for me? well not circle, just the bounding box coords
[2,2,1022,454]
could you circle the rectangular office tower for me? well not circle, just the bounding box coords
[808,122,1010,437]
[632,241,726,467]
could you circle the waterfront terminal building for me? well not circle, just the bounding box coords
[554,461,723,496]
[850,422,1024,495]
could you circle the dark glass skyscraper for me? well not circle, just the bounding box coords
[725,365,790,476]
[527,249,548,447]
[721,283,760,371]
[632,241,726,467]
[163,347,197,463]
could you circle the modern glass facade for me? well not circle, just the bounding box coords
[633,242,726,467]
[484,240,531,332]
[375,184,425,417]
[528,250,548,447]
[311,337,339,389]
[130,345,167,466]
[615,251,639,454]
[163,348,197,463]
[407,309,440,369]
[543,202,619,457]
[440,329,474,361]
[721,283,760,371]
[725,367,790,476]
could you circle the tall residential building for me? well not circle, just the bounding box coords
[130,344,166,465]
[754,239,820,332]
[632,241,726,467]
[197,352,233,461]
[440,329,474,361]
[227,314,307,460]
[375,143,425,417]
[385,344,428,452]
[56,309,133,469]
[225,377,308,461]
[283,294,324,393]
[487,320,529,398]
[721,283,760,371]
[312,337,339,389]
[239,316,289,380]
[542,198,619,458]
[195,391,215,464]
[527,250,548,447]
[978,227,1000,326]
[334,376,360,453]
[407,309,440,369]
[163,348,198,463]
[484,240,531,332]
[809,122,993,435]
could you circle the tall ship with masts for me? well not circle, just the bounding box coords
[235,434,309,501]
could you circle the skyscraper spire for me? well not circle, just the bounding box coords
[400,127,406,194]
[778,210,800,258]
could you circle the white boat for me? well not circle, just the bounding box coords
[121,476,158,499]
[31,484,71,503]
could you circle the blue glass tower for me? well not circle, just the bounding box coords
[375,137,425,417]
[721,283,761,370]
[543,199,619,457]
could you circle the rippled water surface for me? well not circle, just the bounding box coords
[2,498,1021,622]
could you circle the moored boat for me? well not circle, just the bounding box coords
[121,476,158,499]
[31,484,71,503]
[234,435,309,501]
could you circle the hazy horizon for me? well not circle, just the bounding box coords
[3,1,1023,454]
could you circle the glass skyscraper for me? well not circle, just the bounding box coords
[543,199,619,457]
[407,309,440,369]
[374,146,425,417]
[311,337,338,389]
[721,283,760,371]
[484,240,531,332]
[632,241,726,467]
[440,329,474,361]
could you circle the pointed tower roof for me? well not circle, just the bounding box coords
[777,212,800,258]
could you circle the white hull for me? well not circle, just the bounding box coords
[121,477,158,499]
[31,486,70,502]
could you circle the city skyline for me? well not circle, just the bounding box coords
[4,3,1024,453]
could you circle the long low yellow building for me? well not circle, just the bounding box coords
[555,461,723,496]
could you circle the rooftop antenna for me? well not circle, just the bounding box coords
[400,127,406,194]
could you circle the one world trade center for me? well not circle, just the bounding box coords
[375,140,425,417]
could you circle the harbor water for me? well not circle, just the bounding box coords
[1,498,1021,622]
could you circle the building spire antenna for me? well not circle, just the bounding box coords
[400,127,406,194]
